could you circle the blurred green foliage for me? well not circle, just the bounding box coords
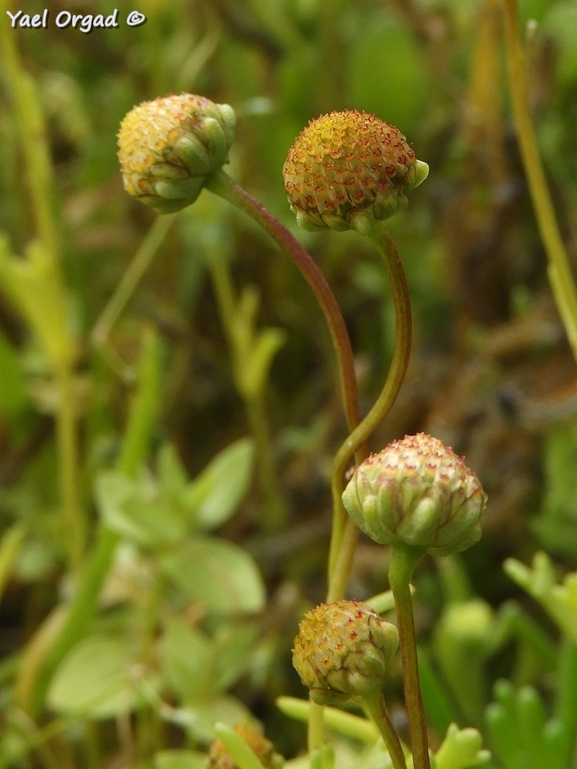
[2,0,577,767]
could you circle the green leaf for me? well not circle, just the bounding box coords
[214,723,267,769]
[47,635,149,718]
[531,425,577,557]
[434,723,490,769]
[178,695,253,743]
[242,327,286,399]
[159,536,265,614]
[95,469,186,549]
[154,750,207,769]
[157,443,189,502]
[348,16,429,133]
[504,553,577,645]
[213,624,258,692]
[161,618,215,701]
[182,439,254,531]
[0,237,75,368]
[276,697,378,743]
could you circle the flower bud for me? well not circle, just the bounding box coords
[292,600,399,706]
[117,93,235,214]
[342,433,487,557]
[283,110,428,234]
[208,725,284,769]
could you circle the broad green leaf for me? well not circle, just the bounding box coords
[154,750,207,769]
[157,443,189,503]
[181,695,252,743]
[160,536,265,614]
[213,624,258,692]
[47,635,148,718]
[95,469,186,549]
[182,439,254,530]
[161,618,215,701]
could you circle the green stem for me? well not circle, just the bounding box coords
[0,11,59,261]
[389,544,430,769]
[361,690,408,769]
[92,215,175,376]
[54,363,84,573]
[326,515,359,603]
[328,224,412,592]
[29,327,161,715]
[205,170,363,443]
[245,393,288,530]
[502,0,577,362]
[208,257,288,531]
[554,638,577,768]
[308,699,325,753]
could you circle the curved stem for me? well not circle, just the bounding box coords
[502,0,577,362]
[361,690,407,769]
[388,544,430,769]
[328,224,412,591]
[205,170,363,447]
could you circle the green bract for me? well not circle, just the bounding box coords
[292,600,399,706]
[342,433,487,557]
[117,93,235,214]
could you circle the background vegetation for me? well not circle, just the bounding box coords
[1,0,577,767]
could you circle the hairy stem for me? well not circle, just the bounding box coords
[389,544,430,769]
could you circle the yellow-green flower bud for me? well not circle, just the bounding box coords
[282,110,428,234]
[117,93,235,214]
[342,433,487,556]
[208,725,284,769]
[292,600,399,706]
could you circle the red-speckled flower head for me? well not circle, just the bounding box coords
[282,110,428,234]
[292,600,399,705]
[208,725,284,769]
[117,93,235,214]
[342,433,487,556]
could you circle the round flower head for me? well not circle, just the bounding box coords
[208,725,284,769]
[283,110,428,234]
[292,600,399,706]
[117,93,235,214]
[342,433,487,557]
